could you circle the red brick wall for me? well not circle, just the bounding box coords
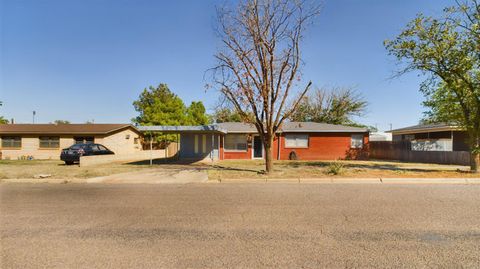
[219,132,369,160]
[223,148,252,159]
[278,132,369,160]
[222,134,252,160]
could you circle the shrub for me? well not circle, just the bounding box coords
[326,162,344,175]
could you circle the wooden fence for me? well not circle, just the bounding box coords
[369,141,470,166]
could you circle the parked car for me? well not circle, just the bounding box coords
[60,143,114,165]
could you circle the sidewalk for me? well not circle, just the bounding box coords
[211,177,480,184]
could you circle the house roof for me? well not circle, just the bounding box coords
[216,122,368,133]
[0,124,137,135]
[389,123,463,135]
[281,122,368,133]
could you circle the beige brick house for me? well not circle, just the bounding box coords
[0,124,142,160]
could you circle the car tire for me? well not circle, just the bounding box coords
[65,161,74,165]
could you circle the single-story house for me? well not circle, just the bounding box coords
[0,124,142,160]
[139,122,369,161]
[390,123,469,151]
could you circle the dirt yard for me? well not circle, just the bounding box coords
[207,160,478,180]
[0,160,159,180]
[1,159,478,182]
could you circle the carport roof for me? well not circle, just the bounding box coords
[138,125,227,133]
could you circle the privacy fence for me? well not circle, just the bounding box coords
[369,141,470,166]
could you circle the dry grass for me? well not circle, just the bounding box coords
[207,160,478,180]
[0,160,157,180]
[1,159,478,182]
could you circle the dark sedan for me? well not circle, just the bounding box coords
[60,143,114,165]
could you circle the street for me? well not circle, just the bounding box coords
[1,182,480,268]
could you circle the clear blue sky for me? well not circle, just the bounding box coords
[1,0,452,131]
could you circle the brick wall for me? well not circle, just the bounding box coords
[97,128,142,155]
[0,136,75,160]
[219,132,369,161]
[278,132,369,160]
[0,127,143,160]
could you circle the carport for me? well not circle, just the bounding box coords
[138,125,227,163]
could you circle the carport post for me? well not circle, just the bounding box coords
[150,133,153,166]
[164,134,167,163]
[175,133,180,160]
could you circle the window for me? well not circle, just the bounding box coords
[194,135,199,153]
[351,134,364,149]
[74,136,94,144]
[224,134,247,151]
[89,144,100,152]
[134,137,139,144]
[285,134,309,148]
[39,136,60,149]
[98,145,107,151]
[404,134,415,141]
[1,136,21,148]
[202,135,207,153]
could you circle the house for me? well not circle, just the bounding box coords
[0,124,142,160]
[390,123,469,152]
[369,132,392,142]
[139,122,369,161]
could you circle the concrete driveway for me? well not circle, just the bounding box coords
[1,183,480,268]
[87,167,208,184]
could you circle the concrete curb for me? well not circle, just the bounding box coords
[212,177,480,184]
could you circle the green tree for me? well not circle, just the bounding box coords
[133,84,188,126]
[289,87,368,126]
[0,117,7,124]
[186,101,210,125]
[385,0,480,172]
[212,108,243,123]
[0,101,8,124]
[421,82,464,124]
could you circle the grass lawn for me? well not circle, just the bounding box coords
[207,160,478,180]
[0,160,158,180]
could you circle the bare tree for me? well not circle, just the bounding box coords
[210,0,321,173]
[289,87,368,125]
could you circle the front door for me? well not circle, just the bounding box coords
[253,136,263,159]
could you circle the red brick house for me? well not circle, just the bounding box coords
[139,122,369,161]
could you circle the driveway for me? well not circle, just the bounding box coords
[87,166,208,184]
[1,183,480,268]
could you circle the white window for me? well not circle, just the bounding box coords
[351,134,364,149]
[202,135,207,153]
[194,135,199,153]
[224,134,247,151]
[285,134,309,148]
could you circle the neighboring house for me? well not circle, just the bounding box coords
[369,132,392,142]
[0,124,142,160]
[139,122,369,161]
[390,123,469,152]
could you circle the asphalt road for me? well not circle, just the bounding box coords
[1,183,480,268]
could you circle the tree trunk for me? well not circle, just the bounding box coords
[470,135,480,173]
[264,136,274,174]
[471,152,480,173]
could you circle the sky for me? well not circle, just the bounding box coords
[1,0,453,131]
